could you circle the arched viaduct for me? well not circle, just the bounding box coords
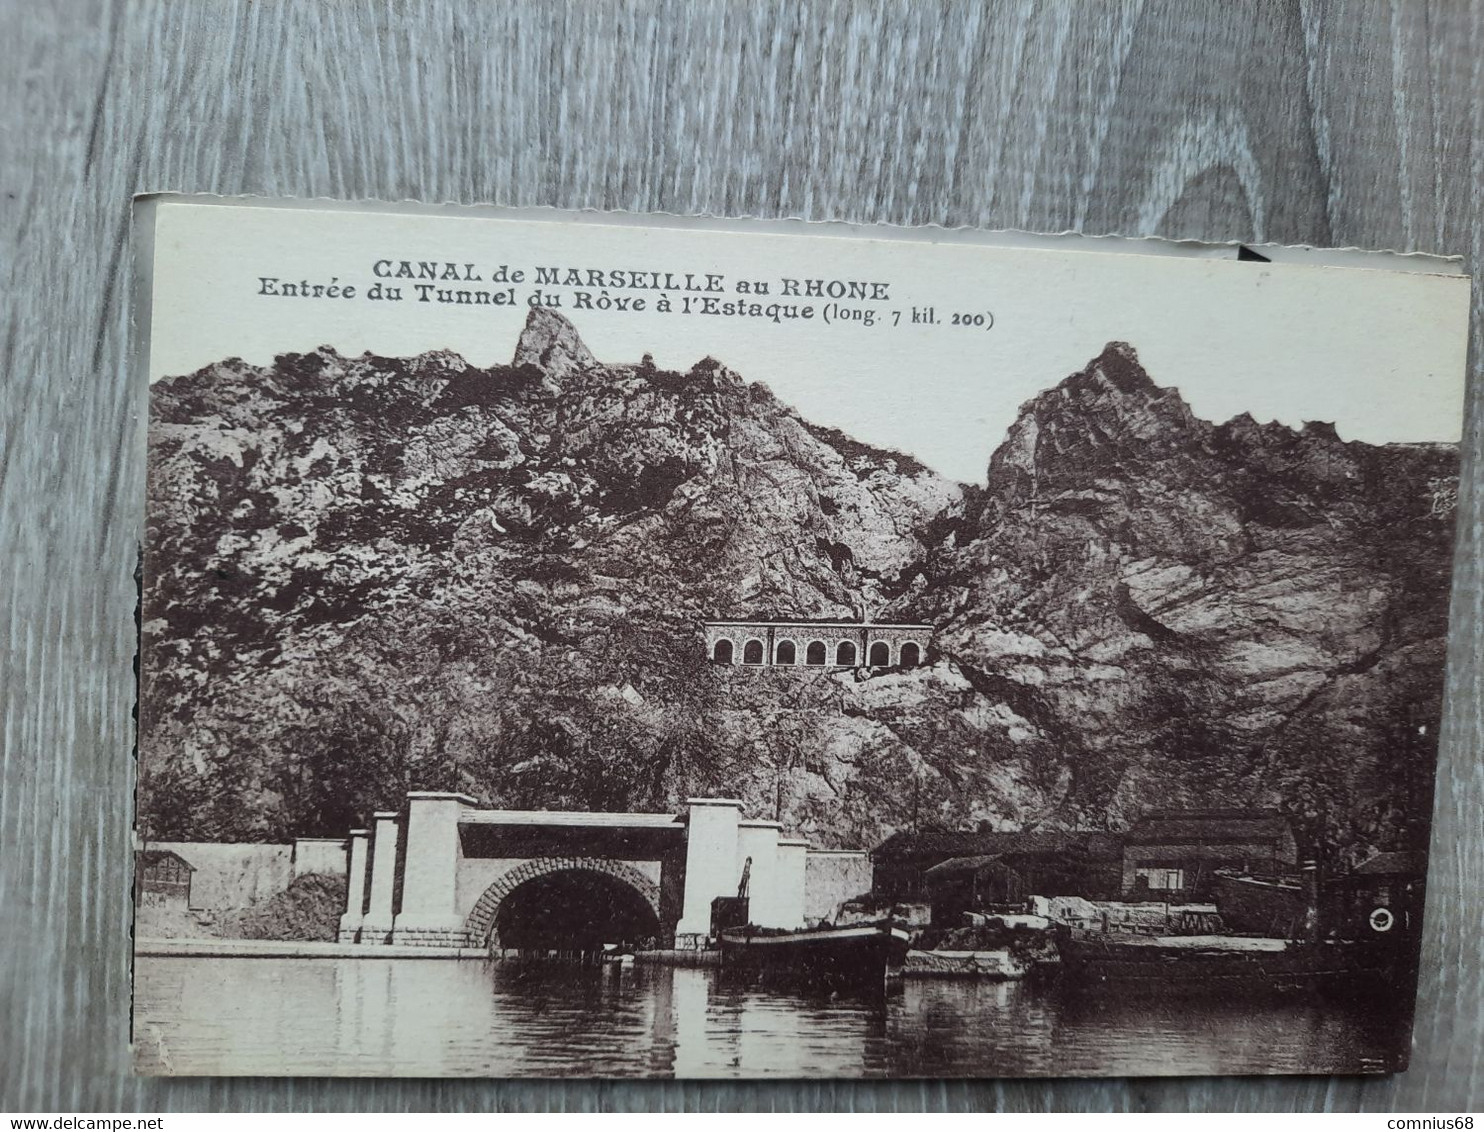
[702,620,933,670]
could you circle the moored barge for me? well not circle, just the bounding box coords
[1057,931,1408,999]
[718,923,912,989]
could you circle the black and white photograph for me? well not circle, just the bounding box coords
[129,199,1470,1079]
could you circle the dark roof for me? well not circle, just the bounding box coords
[873,830,984,859]
[136,849,195,871]
[873,829,1123,862]
[923,854,1004,878]
[1125,810,1294,845]
[1353,850,1427,876]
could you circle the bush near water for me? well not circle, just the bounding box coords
[221,873,347,941]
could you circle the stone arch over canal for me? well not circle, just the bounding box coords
[463,857,664,949]
[335,792,872,952]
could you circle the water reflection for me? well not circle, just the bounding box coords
[133,957,1399,1078]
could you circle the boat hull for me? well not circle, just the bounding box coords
[1057,934,1409,999]
[718,925,912,990]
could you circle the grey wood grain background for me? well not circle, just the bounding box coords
[2,0,1480,1113]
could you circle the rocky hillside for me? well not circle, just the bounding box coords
[140,312,1456,860]
[918,343,1456,859]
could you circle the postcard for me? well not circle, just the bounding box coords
[130,197,1470,1078]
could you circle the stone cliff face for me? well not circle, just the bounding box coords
[914,343,1455,858]
[141,313,1455,860]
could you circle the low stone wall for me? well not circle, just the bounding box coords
[904,948,1030,979]
[804,849,873,925]
[150,841,293,911]
[390,925,471,948]
[292,838,347,877]
[136,938,485,959]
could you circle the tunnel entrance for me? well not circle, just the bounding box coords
[491,868,663,952]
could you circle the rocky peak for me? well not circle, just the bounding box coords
[1062,341,1155,399]
[1050,342,1201,440]
[1301,420,1341,442]
[986,342,1206,502]
[688,355,746,392]
[512,307,597,377]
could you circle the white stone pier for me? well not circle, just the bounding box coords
[674,798,743,943]
[391,792,477,946]
[776,838,810,929]
[337,828,369,943]
[360,811,400,944]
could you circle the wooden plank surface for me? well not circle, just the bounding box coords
[2,0,1480,1112]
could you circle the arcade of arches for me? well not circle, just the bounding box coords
[702,619,932,670]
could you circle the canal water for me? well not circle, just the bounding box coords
[132,957,1403,1078]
